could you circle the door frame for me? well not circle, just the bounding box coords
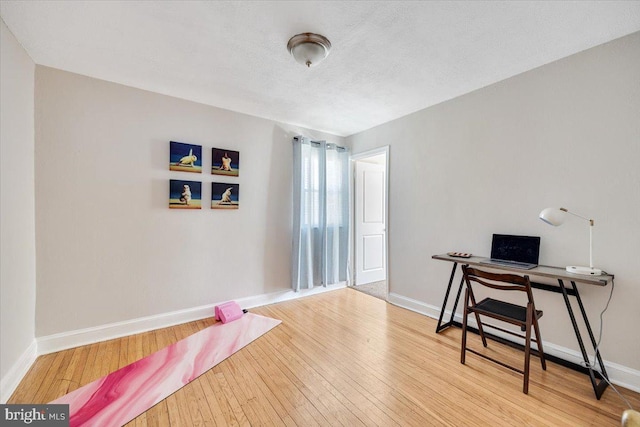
[350,146,390,289]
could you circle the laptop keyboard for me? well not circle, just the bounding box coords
[480,259,537,270]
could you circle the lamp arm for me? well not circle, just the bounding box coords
[561,207,594,225]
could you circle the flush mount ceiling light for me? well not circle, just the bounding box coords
[287,33,331,68]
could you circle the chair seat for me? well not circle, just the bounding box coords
[474,298,543,323]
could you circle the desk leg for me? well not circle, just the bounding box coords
[436,262,465,333]
[571,281,610,384]
[558,279,609,399]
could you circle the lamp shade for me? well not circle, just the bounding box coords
[539,208,566,226]
[287,33,331,67]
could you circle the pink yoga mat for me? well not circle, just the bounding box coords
[50,313,281,426]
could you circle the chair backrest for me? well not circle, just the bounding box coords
[462,265,534,301]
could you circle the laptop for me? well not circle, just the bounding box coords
[480,234,540,270]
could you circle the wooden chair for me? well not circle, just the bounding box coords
[461,265,547,394]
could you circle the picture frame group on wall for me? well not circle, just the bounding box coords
[168,141,240,210]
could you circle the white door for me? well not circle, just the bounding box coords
[355,161,386,285]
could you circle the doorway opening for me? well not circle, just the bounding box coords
[350,147,389,301]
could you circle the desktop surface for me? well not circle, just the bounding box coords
[432,254,613,286]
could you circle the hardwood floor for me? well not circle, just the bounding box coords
[9,288,639,426]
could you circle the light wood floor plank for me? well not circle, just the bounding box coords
[245,340,346,426]
[254,327,370,426]
[198,370,235,427]
[212,367,249,426]
[32,349,73,404]
[10,352,56,403]
[8,288,639,426]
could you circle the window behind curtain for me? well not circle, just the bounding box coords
[292,137,349,291]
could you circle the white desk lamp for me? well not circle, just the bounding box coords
[539,207,602,276]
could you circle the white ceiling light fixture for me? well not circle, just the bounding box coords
[287,33,331,68]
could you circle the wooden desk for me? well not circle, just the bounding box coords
[432,253,614,399]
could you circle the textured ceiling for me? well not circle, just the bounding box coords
[1,1,639,137]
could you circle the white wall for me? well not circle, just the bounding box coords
[347,33,640,373]
[34,66,342,337]
[0,19,37,399]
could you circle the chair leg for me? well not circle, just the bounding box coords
[523,304,533,394]
[461,288,469,365]
[532,314,547,371]
[474,313,488,347]
[468,288,488,347]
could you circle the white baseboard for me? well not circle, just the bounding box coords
[37,283,347,355]
[0,339,37,403]
[388,292,640,393]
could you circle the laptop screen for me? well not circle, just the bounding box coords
[490,234,540,265]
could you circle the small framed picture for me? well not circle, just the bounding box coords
[211,182,239,209]
[169,179,202,209]
[170,141,202,173]
[211,148,239,176]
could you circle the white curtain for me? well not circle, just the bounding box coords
[292,136,349,291]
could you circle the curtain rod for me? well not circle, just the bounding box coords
[294,135,346,151]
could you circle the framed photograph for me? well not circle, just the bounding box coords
[169,179,202,209]
[211,148,239,176]
[170,141,202,173]
[211,182,239,209]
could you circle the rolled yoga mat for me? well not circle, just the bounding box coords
[50,313,281,426]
